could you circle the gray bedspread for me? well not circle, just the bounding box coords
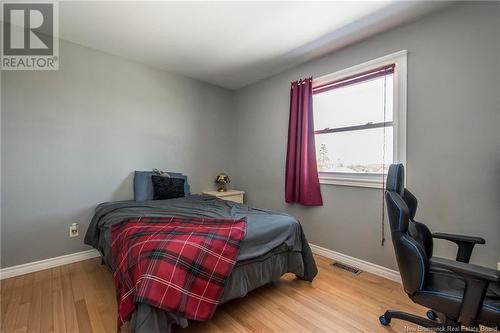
[84,195,317,332]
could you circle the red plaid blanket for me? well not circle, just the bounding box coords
[111,215,246,328]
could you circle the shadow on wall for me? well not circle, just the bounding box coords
[111,171,135,202]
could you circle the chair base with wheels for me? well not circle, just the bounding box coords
[379,310,461,332]
[426,310,438,320]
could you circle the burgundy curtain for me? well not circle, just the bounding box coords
[285,78,323,206]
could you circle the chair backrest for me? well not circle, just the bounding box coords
[386,164,429,295]
[387,164,433,258]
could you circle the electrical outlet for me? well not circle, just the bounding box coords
[69,223,79,238]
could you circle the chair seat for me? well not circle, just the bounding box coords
[412,266,500,327]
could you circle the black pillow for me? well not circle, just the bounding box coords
[151,175,185,200]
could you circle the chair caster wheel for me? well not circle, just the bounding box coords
[426,310,437,321]
[379,315,390,326]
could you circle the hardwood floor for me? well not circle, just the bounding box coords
[1,254,425,332]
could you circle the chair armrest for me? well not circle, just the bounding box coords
[432,233,485,263]
[432,233,485,244]
[430,257,499,282]
[430,257,499,326]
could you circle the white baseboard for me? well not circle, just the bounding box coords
[1,245,399,283]
[0,249,101,280]
[309,243,402,283]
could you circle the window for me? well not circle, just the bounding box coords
[312,51,407,188]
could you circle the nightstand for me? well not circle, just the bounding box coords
[202,190,245,203]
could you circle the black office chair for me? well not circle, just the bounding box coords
[380,164,500,330]
[390,164,486,265]
[389,164,493,321]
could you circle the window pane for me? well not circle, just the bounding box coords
[315,126,393,173]
[313,75,393,130]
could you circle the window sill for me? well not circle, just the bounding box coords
[319,173,385,189]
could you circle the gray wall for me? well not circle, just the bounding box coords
[1,40,234,268]
[2,2,499,271]
[232,2,500,270]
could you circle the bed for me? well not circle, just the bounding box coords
[84,194,318,333]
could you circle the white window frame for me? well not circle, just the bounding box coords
[313,50,407,189]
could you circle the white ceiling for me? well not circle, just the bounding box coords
[59,1,449,89]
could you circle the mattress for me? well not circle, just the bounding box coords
[84,194,317,332]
